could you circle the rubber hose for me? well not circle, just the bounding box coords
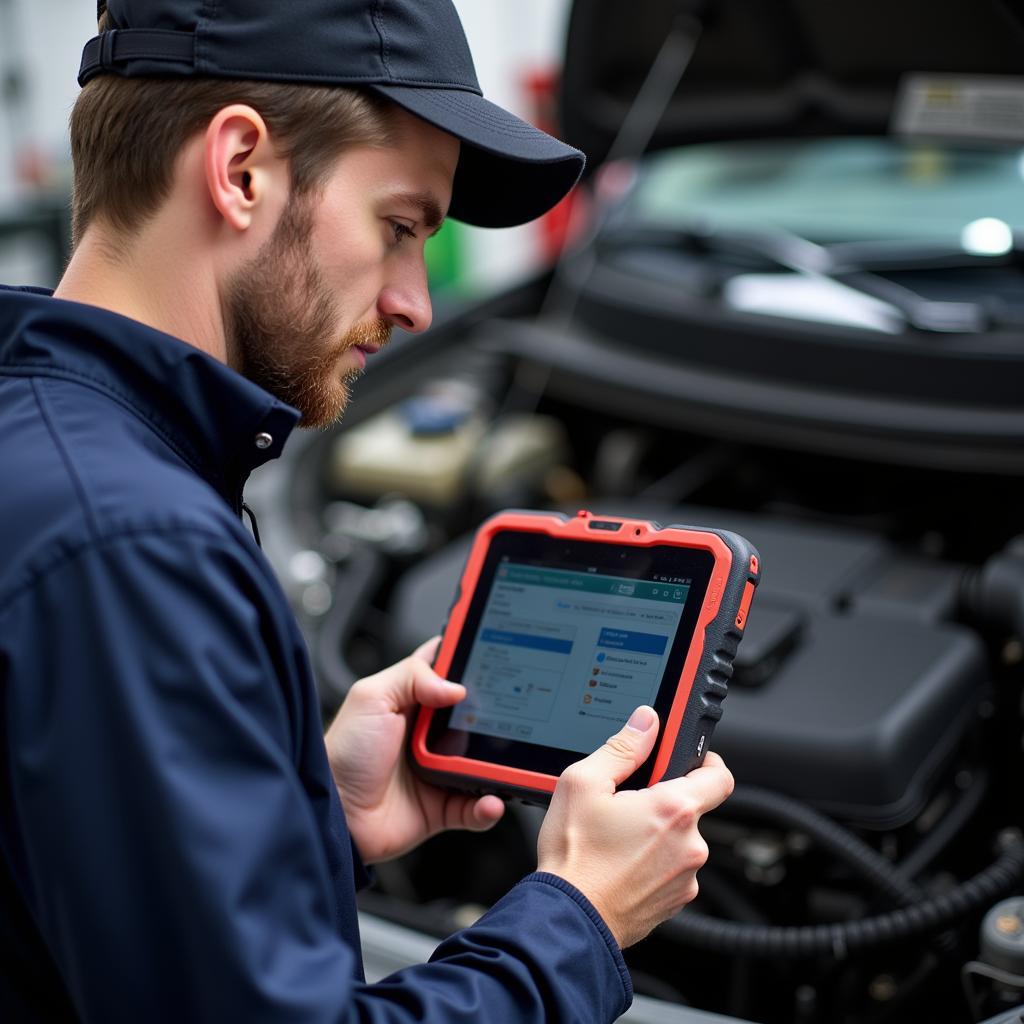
[659,836,1024,959]
[961,538,1024,639]
[723,786,922,907]
[697,866,769,925]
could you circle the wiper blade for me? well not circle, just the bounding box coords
[823,238,1023,274]
[598,222,1015,334]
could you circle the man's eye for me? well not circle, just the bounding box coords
[390,221,417,244]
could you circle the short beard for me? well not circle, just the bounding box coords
[224,197,390,429]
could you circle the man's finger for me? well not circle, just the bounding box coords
[460,794,505,832]
[412,635,441,664]
[651,751,735,812]
[386,655,463,711]
[350,649,463,715]
[570,706,660,791]
[429,791,506,834]
[405,637,465,708]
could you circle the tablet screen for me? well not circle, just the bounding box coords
[448,561,690,753]
[426,529,715,782]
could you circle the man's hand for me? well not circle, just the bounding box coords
[537,705,733,949]
[324,637,504,865]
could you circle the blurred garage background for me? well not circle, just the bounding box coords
[0,0,574,292]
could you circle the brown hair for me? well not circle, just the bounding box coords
[70,15,395,243]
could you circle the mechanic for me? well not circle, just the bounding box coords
[0,1,734,1021]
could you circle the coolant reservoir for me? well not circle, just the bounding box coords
[328,386,487,506]
[470,414,570,497]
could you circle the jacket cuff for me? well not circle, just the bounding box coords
[516,870,633,1005]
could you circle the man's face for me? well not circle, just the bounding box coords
[225,108,460,428]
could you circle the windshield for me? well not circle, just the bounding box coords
[627,138,1024,250]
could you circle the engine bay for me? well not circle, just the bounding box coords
[250,278,1024,1021]
[246,18,1024,1009]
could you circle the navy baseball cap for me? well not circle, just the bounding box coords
[78,0,585,228]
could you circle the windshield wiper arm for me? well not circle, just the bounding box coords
[598,222,1011,333]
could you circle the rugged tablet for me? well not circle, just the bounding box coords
[410,510,760,803]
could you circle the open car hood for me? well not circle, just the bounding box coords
[560,0,1024,169]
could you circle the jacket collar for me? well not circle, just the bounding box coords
[0,286,300,506]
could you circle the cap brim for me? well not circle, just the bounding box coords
[368,84,585,228]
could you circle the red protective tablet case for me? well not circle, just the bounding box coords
[410,510,760,802]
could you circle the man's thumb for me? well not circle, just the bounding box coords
[584,706,659,788]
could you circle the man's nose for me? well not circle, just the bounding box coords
[378,261,433,334]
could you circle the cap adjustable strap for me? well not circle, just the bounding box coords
[79,30,195,85]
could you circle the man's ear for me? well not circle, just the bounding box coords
[203,104,282,232]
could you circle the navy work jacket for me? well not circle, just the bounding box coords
[0,287,631,1022]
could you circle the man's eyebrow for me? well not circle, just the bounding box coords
[391,191,445,237]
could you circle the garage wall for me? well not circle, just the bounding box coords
[0,0,573,290]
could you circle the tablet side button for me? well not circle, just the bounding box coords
[735,581,755,630]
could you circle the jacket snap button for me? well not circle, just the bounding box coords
[254,432,273,450]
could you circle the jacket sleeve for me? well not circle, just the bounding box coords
[2,528,631,1023]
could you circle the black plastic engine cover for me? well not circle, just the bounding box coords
[715,601,983,827]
